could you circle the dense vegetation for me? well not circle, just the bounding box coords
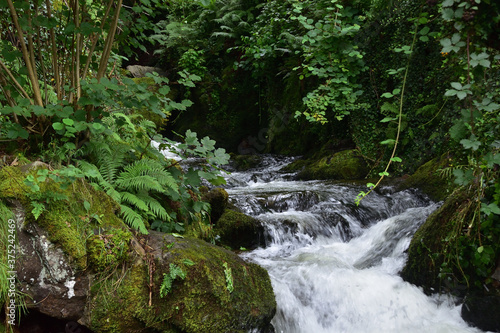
[0,0,499,328]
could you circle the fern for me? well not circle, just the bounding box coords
[119,205,148,234]
[78,141,180,234]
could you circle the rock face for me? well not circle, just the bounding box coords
[14,203,89,321]
[396,154,456,201]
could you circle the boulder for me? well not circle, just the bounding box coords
[462,295,500,332]
[87,232,276,333]
[291,149,369,180]
[214,209,265,250]
[400,186,473,293]
[126,65,166,78]
[396,153,456,201]
[201,187,229,223]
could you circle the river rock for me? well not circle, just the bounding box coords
[201,187,229,223]
[290,149,369,180]
[461,295,500,332]
[400,186,473,293]
[396,153,456,201]
[88,231,276,333]
[214,209,265,250]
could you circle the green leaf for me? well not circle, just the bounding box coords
[381,92,393,98]
[390,157,402,163]
[460,137,481,150]
[53,122,64,131]
[380,139,396,145]
[381,117,397,123]
[481,203,500,216]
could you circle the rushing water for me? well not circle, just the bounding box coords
[222,155,485,333]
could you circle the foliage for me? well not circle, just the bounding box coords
[0,202,27,330]
[160,263,187,298]
[432,0,500,289]
[222,262,234,293]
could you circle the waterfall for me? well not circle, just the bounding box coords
[224,155,485,333]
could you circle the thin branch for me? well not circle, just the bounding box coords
[97,0,123,81]
[0,59,33,101]
[6,0,44,106]
[46,0,62,99]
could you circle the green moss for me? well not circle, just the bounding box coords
[0,166,29,202]
[230,154,262,171]
[90,234,276,333]
[397,154,457,201]
[294,149,369,180]
[201,187,229,223]
[401,186,475,293]
[214,209,263,250]
[0,164,128,270]
[87,228,131,272]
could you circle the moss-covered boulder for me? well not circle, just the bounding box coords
[400,186,474,293]
[396,154,457,201]
[292,149,369,180]
[1,164,276,332]
[201,187,229,223]
[88,232,276,333]
[230,154,262,171]
[214,209,265,250]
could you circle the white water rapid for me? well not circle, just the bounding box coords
[223,155,487,333]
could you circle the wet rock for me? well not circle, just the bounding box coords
[214,209,265,250]
[201,187,229,223]
[290,149,369,180]
[396,153,456,201]
[14,203,89,322]
[462,295,500,332]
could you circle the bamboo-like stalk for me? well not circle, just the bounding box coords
[82,0,114,79]
[74,0,81,102]
[46,0,62,99]
[6,0,44,106]
[97,0,123,81]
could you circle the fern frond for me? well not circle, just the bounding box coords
[120,191,149,212]
[135,192,170,221]
[120,204,148,234]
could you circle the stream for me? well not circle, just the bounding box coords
[222,155,485,333]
